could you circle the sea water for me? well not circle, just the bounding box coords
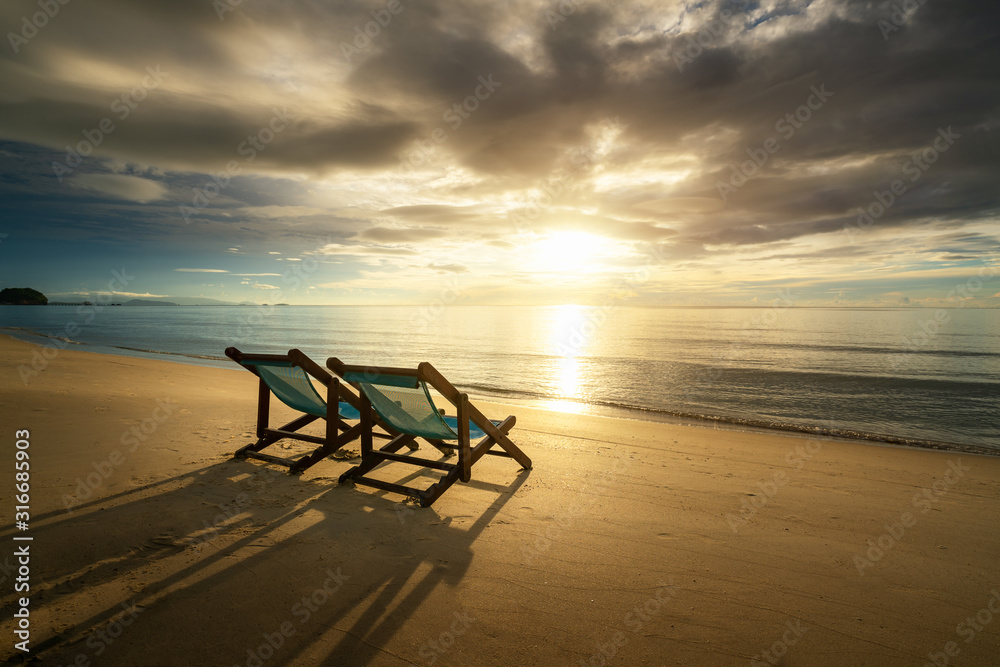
[2,305,998,451]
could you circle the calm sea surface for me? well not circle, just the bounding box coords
[2,305,998,451]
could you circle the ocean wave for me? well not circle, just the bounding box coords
[0,326,81,345]
[110,345,227,362]
[0,327,227,362]
[3,311,997,455]
[749,341,1000,358]
[465,386,1000,456]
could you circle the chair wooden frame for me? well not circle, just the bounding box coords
[226,347,371,474]
[327,357,532,507]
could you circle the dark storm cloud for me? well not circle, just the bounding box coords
[0,85,418,173]
[0,0,421,173]
[1,0,997,277]
[329,0,997,253]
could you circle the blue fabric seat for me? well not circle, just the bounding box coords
[225,347,366,474]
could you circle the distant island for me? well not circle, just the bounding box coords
[124,299,179,306]
[0,289,287,307]
[0,287,47,305]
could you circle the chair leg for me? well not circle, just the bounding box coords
[339,432,417,484]
[287,381,348,475]
[470,411,531,469]
[256,377,270,436]
[235,414,319,457]
[422,415,516,506]
[289,422,363,474]
[327,379,339,446]
[458,393,471,483]
[360,391,373,457]
[346,415,518,507]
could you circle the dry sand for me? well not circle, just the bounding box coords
[1,333,999,666]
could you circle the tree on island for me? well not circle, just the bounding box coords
[0,287,48,305]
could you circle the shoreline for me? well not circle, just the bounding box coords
[3,328,996,458]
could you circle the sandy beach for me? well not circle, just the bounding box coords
[2,332,999,666]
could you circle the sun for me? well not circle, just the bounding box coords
[527,231,610,274]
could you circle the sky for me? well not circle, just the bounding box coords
[0,0,998,306]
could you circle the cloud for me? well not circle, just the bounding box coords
[236,205,327,218]
[428,263,469,273]
[108,291,170,298]
[69,174,167,203]
[315,243,419,257]
[1,0,998,305]
[175,268,229,273]
[251,283,280,290]
[357,226,450,243]
[630,197,725,215]
[58,291,169,298]
[234,273,282,276]
[380,205,489,224]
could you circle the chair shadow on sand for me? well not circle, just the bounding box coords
[1,447,529,666]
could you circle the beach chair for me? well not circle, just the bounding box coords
[226,347,371,474]
[327,357,532,507]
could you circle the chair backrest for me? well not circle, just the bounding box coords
[344,371,458,441]
[247,360,328,418]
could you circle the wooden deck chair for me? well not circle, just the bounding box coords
[327,357,532,507]
[226,347,372,474]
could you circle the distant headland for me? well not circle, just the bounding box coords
[123,299,179,306]
[1,289,278,307]
[0,287,47,305]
